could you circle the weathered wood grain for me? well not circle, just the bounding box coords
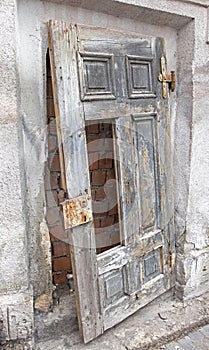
[48,21,175,343]
[48,21,103,343]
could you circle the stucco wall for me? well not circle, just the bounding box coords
[0,0,33,345]
[1,0,209,344]
[16,0,209,297]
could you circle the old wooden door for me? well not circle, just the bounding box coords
[48,21,175,343]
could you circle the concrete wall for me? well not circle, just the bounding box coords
[0,0,33,345]
[1,0,209,344]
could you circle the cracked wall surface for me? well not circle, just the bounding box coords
[1,0,209,345]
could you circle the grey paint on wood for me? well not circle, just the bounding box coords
[48,21,103,343]
[48,22,174,343]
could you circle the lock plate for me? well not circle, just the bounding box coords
[61,195,93,229]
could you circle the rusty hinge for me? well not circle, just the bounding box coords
[167,250,176,275]
[60,195,93,229]
[158,56,176,99]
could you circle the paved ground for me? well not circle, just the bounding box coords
[159,324,209,350]
[34,285,209,350]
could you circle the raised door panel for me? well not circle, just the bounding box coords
[48,21,174,344]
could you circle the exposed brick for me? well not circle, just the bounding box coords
[85,123,99,134]
[92,170,106,186]
[92,199,109,215]
[49,224,68,242]
[45,190,58,208]
[48,135,58,154]
[46,207,61,226]
[95,188,106,201]
[99,157,113,169]
[89,159,99,171]
[106,169,115,180]
[53,272,68,284]
[50,233,68,243]
[99,243,118,253]
[57,189,65,204]
[45,169,59,190]
[87,138,104,153]
[48,118,57,135]
[104,138,114,151]
[99,122,112,134]
[93,219,101,228]
[100,216,115,227]
[50,172,59,190]
[49,154,60,172]
[47,76,53,97]
[53,241,70,257]
[108,204,118,216]
[53,256,71,272]
[47,97,55,117]
[91,189,96,201]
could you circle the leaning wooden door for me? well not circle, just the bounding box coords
[48,21,175,343]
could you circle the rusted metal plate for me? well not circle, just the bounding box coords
[61,195,93,229]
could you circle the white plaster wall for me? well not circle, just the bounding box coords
[0,0,28,296]
[16,0,209,300]
[0,0,33,343]
[1,0,209,345]
[184,6,209,298]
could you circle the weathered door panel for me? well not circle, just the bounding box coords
[48,21,103,342]
[48,21,174,343]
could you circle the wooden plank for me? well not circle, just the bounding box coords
[48,20,103,343]
[48,28,67,193]
[114,117,139,245]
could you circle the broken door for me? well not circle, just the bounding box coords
[48,21,175,343]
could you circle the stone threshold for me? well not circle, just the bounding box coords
[34,285,209,350]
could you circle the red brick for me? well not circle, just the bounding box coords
[49,224,68,242]
[99,122,112,133]
[85,123,99,134]
[45,169,58,190]
[93,219,101,229]
[99,157,113,169]
[108,204,118,216]
[48,119,57,135]
[53,272,68,284]
[49,154,60,172]
[106,169,115,180]
[48,135,58,154]
[100,216,115,228]
[57,189,65,204]
[50,172,59,190]
[92,170,106,186]
[47,77,53,97]
[53,241,70,257]
[91,189,96,201]
[87,138,104,153]
[46,207,61,226]
[104,138,114,152]
[53,256,71,272]
[95,188,106,201]
[47,97,55,117]
[92,199,109,215]
[45,190,58,208]
[88,152,99,170]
